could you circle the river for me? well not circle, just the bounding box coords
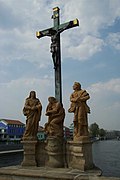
[92,140,120,177]
[0,140,120,177]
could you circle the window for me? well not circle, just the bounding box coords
[1,129,5,133]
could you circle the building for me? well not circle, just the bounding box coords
[37,126,46,140]
[63,126,70,140]
[105,130,120,140]
[37,126,71,140]
[69,123,74,140]
[0,119,25,143]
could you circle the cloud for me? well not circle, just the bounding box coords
[0,0,120,66]
[0,0,120,131]
[88,78,120,130]
[0,0,52,67]
[104,101,120,111]
[63,0,120,35]
[89,78,120,94]
[0,0,50,30]
[61,0,120,60]
[0,77,53,124]
[0,1,24,30]
[62,78,120,130]
[66,35,105,60]
[107,32,120,50]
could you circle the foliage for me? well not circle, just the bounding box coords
[89,122,106,138]
[89,122,99,137]
[99,128,106,137]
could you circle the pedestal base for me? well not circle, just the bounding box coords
[74,135,90,142]
[67,140,94,171]
[46,136,64,168]
[36,141,47,167]
[21,141,37,166]
[0,166,102,180]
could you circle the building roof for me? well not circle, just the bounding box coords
[0,119,25,126]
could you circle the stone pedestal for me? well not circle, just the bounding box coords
[21,140,37,166]
[36,141,47,167]
[0,166,102,180]
[46,136,64,168]
[67,140,94,171]
[74,135,90,142]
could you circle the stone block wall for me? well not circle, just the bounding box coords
[35,139,94,171]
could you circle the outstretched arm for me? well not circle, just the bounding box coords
[36,28,56,38]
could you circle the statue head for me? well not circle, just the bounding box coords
[73,82,81,90]
[29,91,36,99]
[48,96,57,103]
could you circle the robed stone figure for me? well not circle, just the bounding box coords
[68,82,90,141]
[22,91,42,141]
[45,97,65,137]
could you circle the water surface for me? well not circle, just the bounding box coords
[92,140,120,177]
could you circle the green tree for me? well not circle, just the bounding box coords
[89,122,99,137]
[99,128,106,137]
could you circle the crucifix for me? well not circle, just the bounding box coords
[36,7,79,104]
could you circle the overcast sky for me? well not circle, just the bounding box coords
[0,0,120,130]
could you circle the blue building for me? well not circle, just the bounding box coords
[0,119,25,143]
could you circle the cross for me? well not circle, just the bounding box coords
[36,7,79,104]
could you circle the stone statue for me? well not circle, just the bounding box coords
[50,32,59,69]
[45,97,65,137]
[23,91,42,141]
[50,25,71,69]
[68,82,90,141]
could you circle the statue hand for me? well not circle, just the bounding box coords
[31,106,37,110]
[76,97,82,101]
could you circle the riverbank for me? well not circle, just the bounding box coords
[0,143,23,152]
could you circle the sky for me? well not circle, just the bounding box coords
[0,0,120,130]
